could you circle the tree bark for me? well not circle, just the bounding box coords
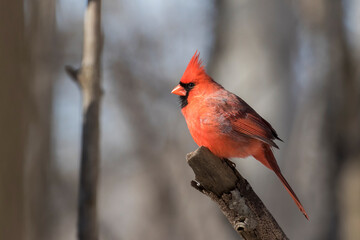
[187,147,288,240]
[65,0,103,239]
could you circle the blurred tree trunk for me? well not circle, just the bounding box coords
[0,1,56,239]
[0,1,29,240]
[25,1,56,239]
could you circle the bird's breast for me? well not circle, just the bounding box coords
[182,103,254,158]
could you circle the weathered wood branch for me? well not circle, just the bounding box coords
[65,0,102,240]
[187,147,288,240]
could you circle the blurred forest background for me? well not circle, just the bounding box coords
[1,0,360,239]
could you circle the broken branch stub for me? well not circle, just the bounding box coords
[186,146,288,240]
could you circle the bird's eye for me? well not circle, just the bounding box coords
[188,83,195,88]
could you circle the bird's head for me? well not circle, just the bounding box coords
[171,51,212,108]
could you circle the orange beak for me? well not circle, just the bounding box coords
[171,84,186,96]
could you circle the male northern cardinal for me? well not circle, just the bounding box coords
[171,51,308,219]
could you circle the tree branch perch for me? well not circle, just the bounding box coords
[187,147,288,240]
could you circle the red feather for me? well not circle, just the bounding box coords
[180,51,207,84]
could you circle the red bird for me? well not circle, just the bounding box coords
[171,51,308,219]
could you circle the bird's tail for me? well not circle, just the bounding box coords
[255,145,309,220]
[274,167,309,220]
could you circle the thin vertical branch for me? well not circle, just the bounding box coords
[65,0,102,239]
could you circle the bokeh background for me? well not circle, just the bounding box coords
[1,0,360,239]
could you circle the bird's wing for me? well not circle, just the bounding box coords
[231,111,280,148]
[209,93,281,148]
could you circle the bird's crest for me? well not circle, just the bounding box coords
[180,51,208,83]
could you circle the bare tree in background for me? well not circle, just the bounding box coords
[25,1,57,239]
[0,1,29,239]
[66,0,103,239]
[0,1,58,239]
